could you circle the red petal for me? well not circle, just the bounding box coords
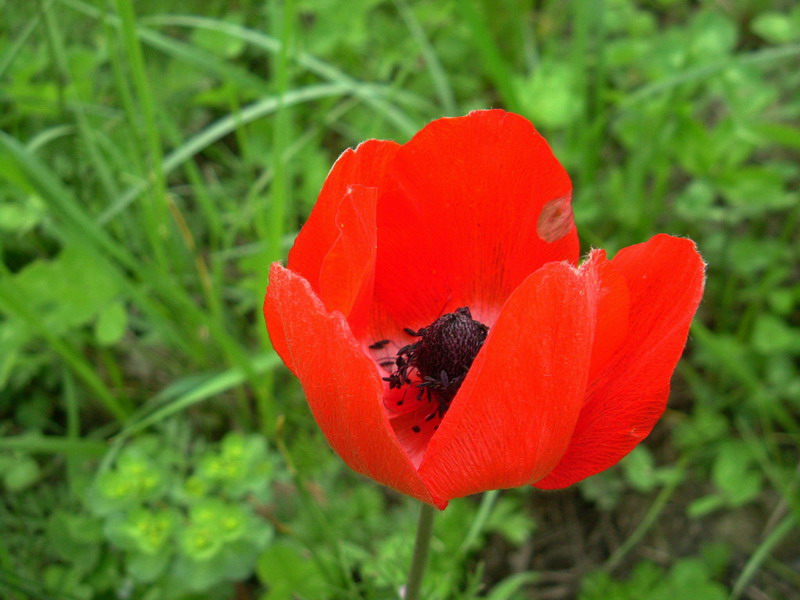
[263,263,435,505]
[288,139,399,294]
[418,261,598,505]
[584,250,630,383]
[373,110,578,329]
[389,403,440,471]
[535,235,705,489]
[318,185,377,334]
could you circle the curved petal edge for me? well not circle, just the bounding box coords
[418,260,600,504]
[535,235,706,489]
[264,263,435,505]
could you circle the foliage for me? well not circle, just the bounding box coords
[580,545,731,600]
[1,0,799,598]
[3,431,273,599]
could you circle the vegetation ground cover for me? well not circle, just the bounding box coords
[1,1,798,598]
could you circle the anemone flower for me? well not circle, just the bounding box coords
[264,110,705,510]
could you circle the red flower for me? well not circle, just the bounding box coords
[264,110,705,509]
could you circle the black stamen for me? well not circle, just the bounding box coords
[411,426,421,433]
[385,307,488,422]
[369,339,391,350]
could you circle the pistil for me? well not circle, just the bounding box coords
[382,307,488,423]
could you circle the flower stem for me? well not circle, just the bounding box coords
[405,502,436,600]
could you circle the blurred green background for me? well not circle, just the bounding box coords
[1,0,799,599]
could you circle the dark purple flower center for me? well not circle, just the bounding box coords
[382,307,489,425]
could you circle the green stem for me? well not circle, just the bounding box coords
[405,502,436,600]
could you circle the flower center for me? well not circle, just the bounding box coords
[383,307,489,424]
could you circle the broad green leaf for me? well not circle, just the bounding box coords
[257,542,328,600]
[94,301,128,346]
[752,12,798,44]
[2,454,40,491]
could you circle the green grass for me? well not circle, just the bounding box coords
[1,1,799,599]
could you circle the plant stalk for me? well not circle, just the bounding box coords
[405,502,437,600]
